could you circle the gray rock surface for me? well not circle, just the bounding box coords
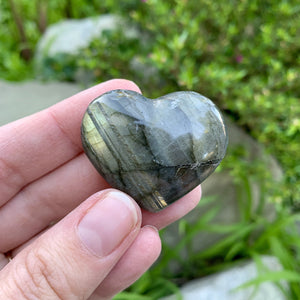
[81,90,228,212]
[161,256,286,300]
[36,15,129,58]
[34,14,157,85]
[0,80,80,126]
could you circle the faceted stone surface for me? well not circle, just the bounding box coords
[81,90,228,212]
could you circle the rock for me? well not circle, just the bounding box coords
[34,14,162,87]
[35,15,140,83]
[81,90,228,212]
[36,15,129,58]
[225,116,282,182]
[0,80,80,126]
[161,256,286,300]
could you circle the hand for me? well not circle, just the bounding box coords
[0,79,201,300]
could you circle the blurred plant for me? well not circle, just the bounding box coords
[38,29,146,84]
[114,146,300,299]
[116,184,300,299]
[0,0,112,80]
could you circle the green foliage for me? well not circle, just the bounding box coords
[39,29,145,83]
[115,192,300,299]
[0,0,110,80]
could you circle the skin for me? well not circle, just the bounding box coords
[0,79,201,300]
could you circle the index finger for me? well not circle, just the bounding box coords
[0,79,141,206]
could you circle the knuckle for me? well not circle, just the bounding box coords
[0,156,25,199]
[12,247,65,299]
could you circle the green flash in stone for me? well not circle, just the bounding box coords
[81,89,228,212]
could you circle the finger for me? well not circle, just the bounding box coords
[0,254,9,271]
[11,225,161,300]
[0,158,199,253]
[11,229,45,258]
[0,189,141,299]
[0,154,109,252]
[142,185,202,229]
[10,186,199,257]
[0,79,141,206]
[90,226,161,300]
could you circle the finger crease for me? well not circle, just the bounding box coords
[37,257,64,300]
[0,156,26,203]
[47,109,82,154]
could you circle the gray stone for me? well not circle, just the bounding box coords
[35,15,140,83]
[0,80,80,126]
[81,90,228,212]
[225,116,282,182]
[34,15,159,86]
[36,15,134,58]
[161,256,286,300]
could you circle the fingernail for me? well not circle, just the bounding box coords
[143,225,159,233]
[77,191,138,257]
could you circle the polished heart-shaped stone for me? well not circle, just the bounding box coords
[81,90,228,212]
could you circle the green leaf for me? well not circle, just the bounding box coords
[269,236,295,271]
[113,292,153,300]
[196,223,257,259]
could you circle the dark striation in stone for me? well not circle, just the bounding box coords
[81,90,228,212]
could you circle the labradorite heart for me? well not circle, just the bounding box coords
[81,90,228,212]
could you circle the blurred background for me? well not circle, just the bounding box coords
[0,0,300,299]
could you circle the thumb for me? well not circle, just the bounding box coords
[0,189,141,299]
